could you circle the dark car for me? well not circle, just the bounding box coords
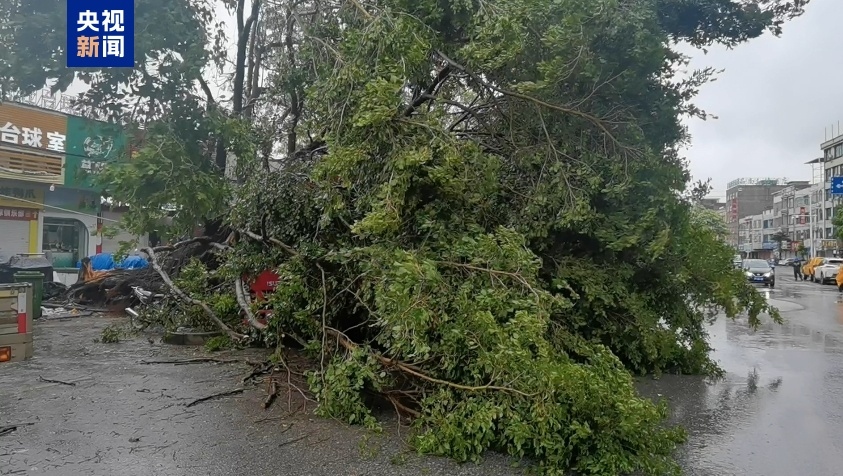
[743,259,775,287]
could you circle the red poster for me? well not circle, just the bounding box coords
[0,207,39,221]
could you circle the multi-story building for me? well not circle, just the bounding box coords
[0,99,146,268]
[818,134,843,250]
[769,182,834,258]
[725,178,801,249]
[698,197,725,211]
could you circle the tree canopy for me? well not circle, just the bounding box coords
[0,0,809,474]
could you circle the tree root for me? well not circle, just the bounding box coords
[141,246,247,342]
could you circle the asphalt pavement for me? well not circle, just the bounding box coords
[2,274,843,475]
[640,272,843,476]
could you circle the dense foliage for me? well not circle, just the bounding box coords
[1,0,808,473]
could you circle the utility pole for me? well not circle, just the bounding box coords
[809,189,814,258]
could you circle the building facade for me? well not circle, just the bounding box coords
[819,133,843,254]
[766,182,836,258]
[0,101,146,268]
[725,178,797,249]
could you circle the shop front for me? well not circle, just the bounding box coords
[42,187,100,268]
[0,181,45,262]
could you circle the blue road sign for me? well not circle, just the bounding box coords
[67,0,135,68]
[833,176,843,195]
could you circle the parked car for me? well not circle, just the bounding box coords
[814,258,843,284]
[742,259,775,287]
[733,254,743,269]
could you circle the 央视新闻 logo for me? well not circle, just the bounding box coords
[66,0,135,68]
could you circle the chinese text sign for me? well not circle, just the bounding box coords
[67,0,135,68]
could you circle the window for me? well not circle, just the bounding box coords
[826,148,835,160]
[42,218,89,268]
[827,208,833,219]
[836,144,843,158]
[827,228,833,237]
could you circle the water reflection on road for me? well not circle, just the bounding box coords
[640,280,843,475]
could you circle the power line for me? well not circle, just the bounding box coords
[0,193,120,223]
[0,142,128,162]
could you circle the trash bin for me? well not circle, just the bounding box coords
[14,271,43,319]
[6,254,54,284]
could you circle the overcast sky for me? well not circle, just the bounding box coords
[681,0,841,199]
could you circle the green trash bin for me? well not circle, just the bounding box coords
[14,271,44,319]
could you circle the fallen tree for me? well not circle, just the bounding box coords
[27,0,808,474]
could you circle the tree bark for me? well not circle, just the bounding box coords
[233,0,262,116]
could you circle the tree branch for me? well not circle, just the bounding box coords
[141,246,246,341]
[241,229,300,256]
[326,328,534,398]
[434,50,625,150]
[236,277,266,330]
[197,76,216,107]
[234,0,262,115]
[404,65,451,116]
[150,236,230,254]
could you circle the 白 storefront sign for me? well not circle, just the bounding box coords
[0,181,46,208]
[0,207,39,221]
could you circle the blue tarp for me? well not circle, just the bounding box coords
[90,253,116,271]
[76,253,149,270]
[120,255,148,269]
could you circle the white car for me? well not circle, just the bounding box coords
[815,258,843,284]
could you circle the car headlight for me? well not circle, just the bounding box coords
[763,272,772,278]
[745,271,753,277]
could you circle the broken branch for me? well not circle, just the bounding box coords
[326,328,534,398]
[185,388,245,407]
[241,229,300,256]
[141,246,247,342]
[236,277,267,330]
[38,376,76,386]
[138,358,243,365]
[151,236,230,253]
[263,379,278,409]
[0,422,34,437]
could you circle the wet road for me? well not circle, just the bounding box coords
[641,273,843,476]
[2,274,843,475]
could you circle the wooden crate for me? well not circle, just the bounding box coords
[0,284,33,363]
[0,332,33,363]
